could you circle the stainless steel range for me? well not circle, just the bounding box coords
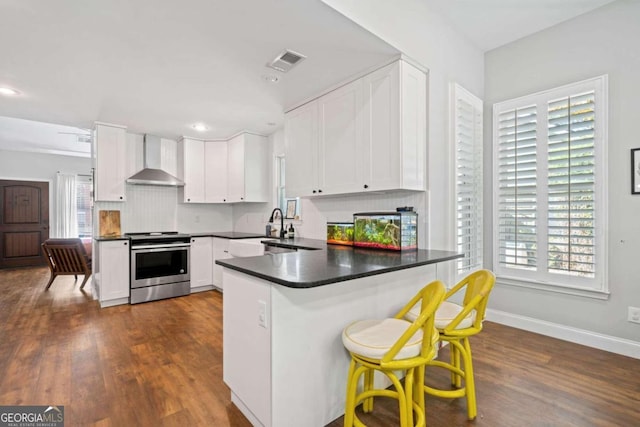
[127,232,191,304]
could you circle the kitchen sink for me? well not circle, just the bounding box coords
[264,245,296,255]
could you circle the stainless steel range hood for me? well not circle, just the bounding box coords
[127,135,184,186]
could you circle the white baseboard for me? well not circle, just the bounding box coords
[190,285,214,294]
[486,309,640,360]
[99,297,129,308]
[231,392,265,427]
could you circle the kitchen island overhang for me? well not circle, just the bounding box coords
[215,243,462,288]
[217,242,462,427]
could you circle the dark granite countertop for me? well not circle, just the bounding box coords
[261,237,327,250]
[216,244,462,289]
[190,231,268,239]
[94,235,129,241]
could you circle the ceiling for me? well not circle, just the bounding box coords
[0,0,398,145]
[0,0,617,156]
[424,0,617,51]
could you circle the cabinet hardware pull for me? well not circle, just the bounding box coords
[318,189,322,193]
[364,184,369,189]
[312,190,317,194]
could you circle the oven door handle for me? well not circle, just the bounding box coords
[131,243,191,251]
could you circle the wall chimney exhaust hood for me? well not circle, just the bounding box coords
[127,135,184,186]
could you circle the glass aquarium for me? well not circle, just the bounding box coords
[326,222,354,246]
[353,212,418,251]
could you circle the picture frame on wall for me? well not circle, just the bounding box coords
[632,148,640,194]
[286,199,297,219]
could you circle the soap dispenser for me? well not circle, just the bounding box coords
[288,223,295,239]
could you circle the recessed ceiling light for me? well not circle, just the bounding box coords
[192,123,209,132]
[267,122,277,126]
[262,74,279,83]
[0,87,20,96]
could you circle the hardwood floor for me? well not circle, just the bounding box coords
[1,267,639,426]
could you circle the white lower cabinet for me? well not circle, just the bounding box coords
[212,238,231,290]
[95,240,130,307]
[190,237,213,292]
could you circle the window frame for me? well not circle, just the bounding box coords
[492,75,609,298]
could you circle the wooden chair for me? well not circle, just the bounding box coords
[342,281,446,427]
[41,238,92,290]
[405,269,496,420]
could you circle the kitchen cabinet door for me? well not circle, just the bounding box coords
[190,237,213,291]
[94,123,127,202]
[227,133,268,203]
[397,60,427,191]
[205,141,228,203]
[362,61,425,192]
[226,134,245,202]
[361,62,401,191]
[97,240,130,306]
[177,138,206,203]
[212,238,230,290]
[284,100,319,198]
[317,79,364,195]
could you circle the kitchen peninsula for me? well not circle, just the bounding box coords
[217,241,461,427]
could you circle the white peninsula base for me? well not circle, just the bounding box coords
[222,264,438,427]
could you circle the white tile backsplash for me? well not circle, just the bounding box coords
[232,191,428,246]
[176,202,233,232]
[95,184,232,234]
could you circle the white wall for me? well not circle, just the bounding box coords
[484,0,640,342]
[0,149,91,237]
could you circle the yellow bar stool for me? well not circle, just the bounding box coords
[405,269,495,420]
[342,281,446,427]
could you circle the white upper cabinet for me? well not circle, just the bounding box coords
[94,123,127,202]
[178,134,266,204]
[205,140,228,203]
[284,59,426,198]
[362,60,425,191]
[227,133,269,203]
[284,101,319,197]
[177,137,206,203]
[317,79,364,195]
[398,61,427,191]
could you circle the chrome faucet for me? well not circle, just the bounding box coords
[269,208,285,239]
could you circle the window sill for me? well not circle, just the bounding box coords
[496,276,610,300]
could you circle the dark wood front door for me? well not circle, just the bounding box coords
[0,180,49,268]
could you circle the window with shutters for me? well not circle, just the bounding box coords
[493,76,608,296]
[77,174,93,237]
[453,84,483,279]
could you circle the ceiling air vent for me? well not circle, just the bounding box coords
[267,49,306,73]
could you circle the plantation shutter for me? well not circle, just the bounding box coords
[453,85,483,276]
[493,75,607,295]
[496,105,538,270]
[547,91,596,277]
